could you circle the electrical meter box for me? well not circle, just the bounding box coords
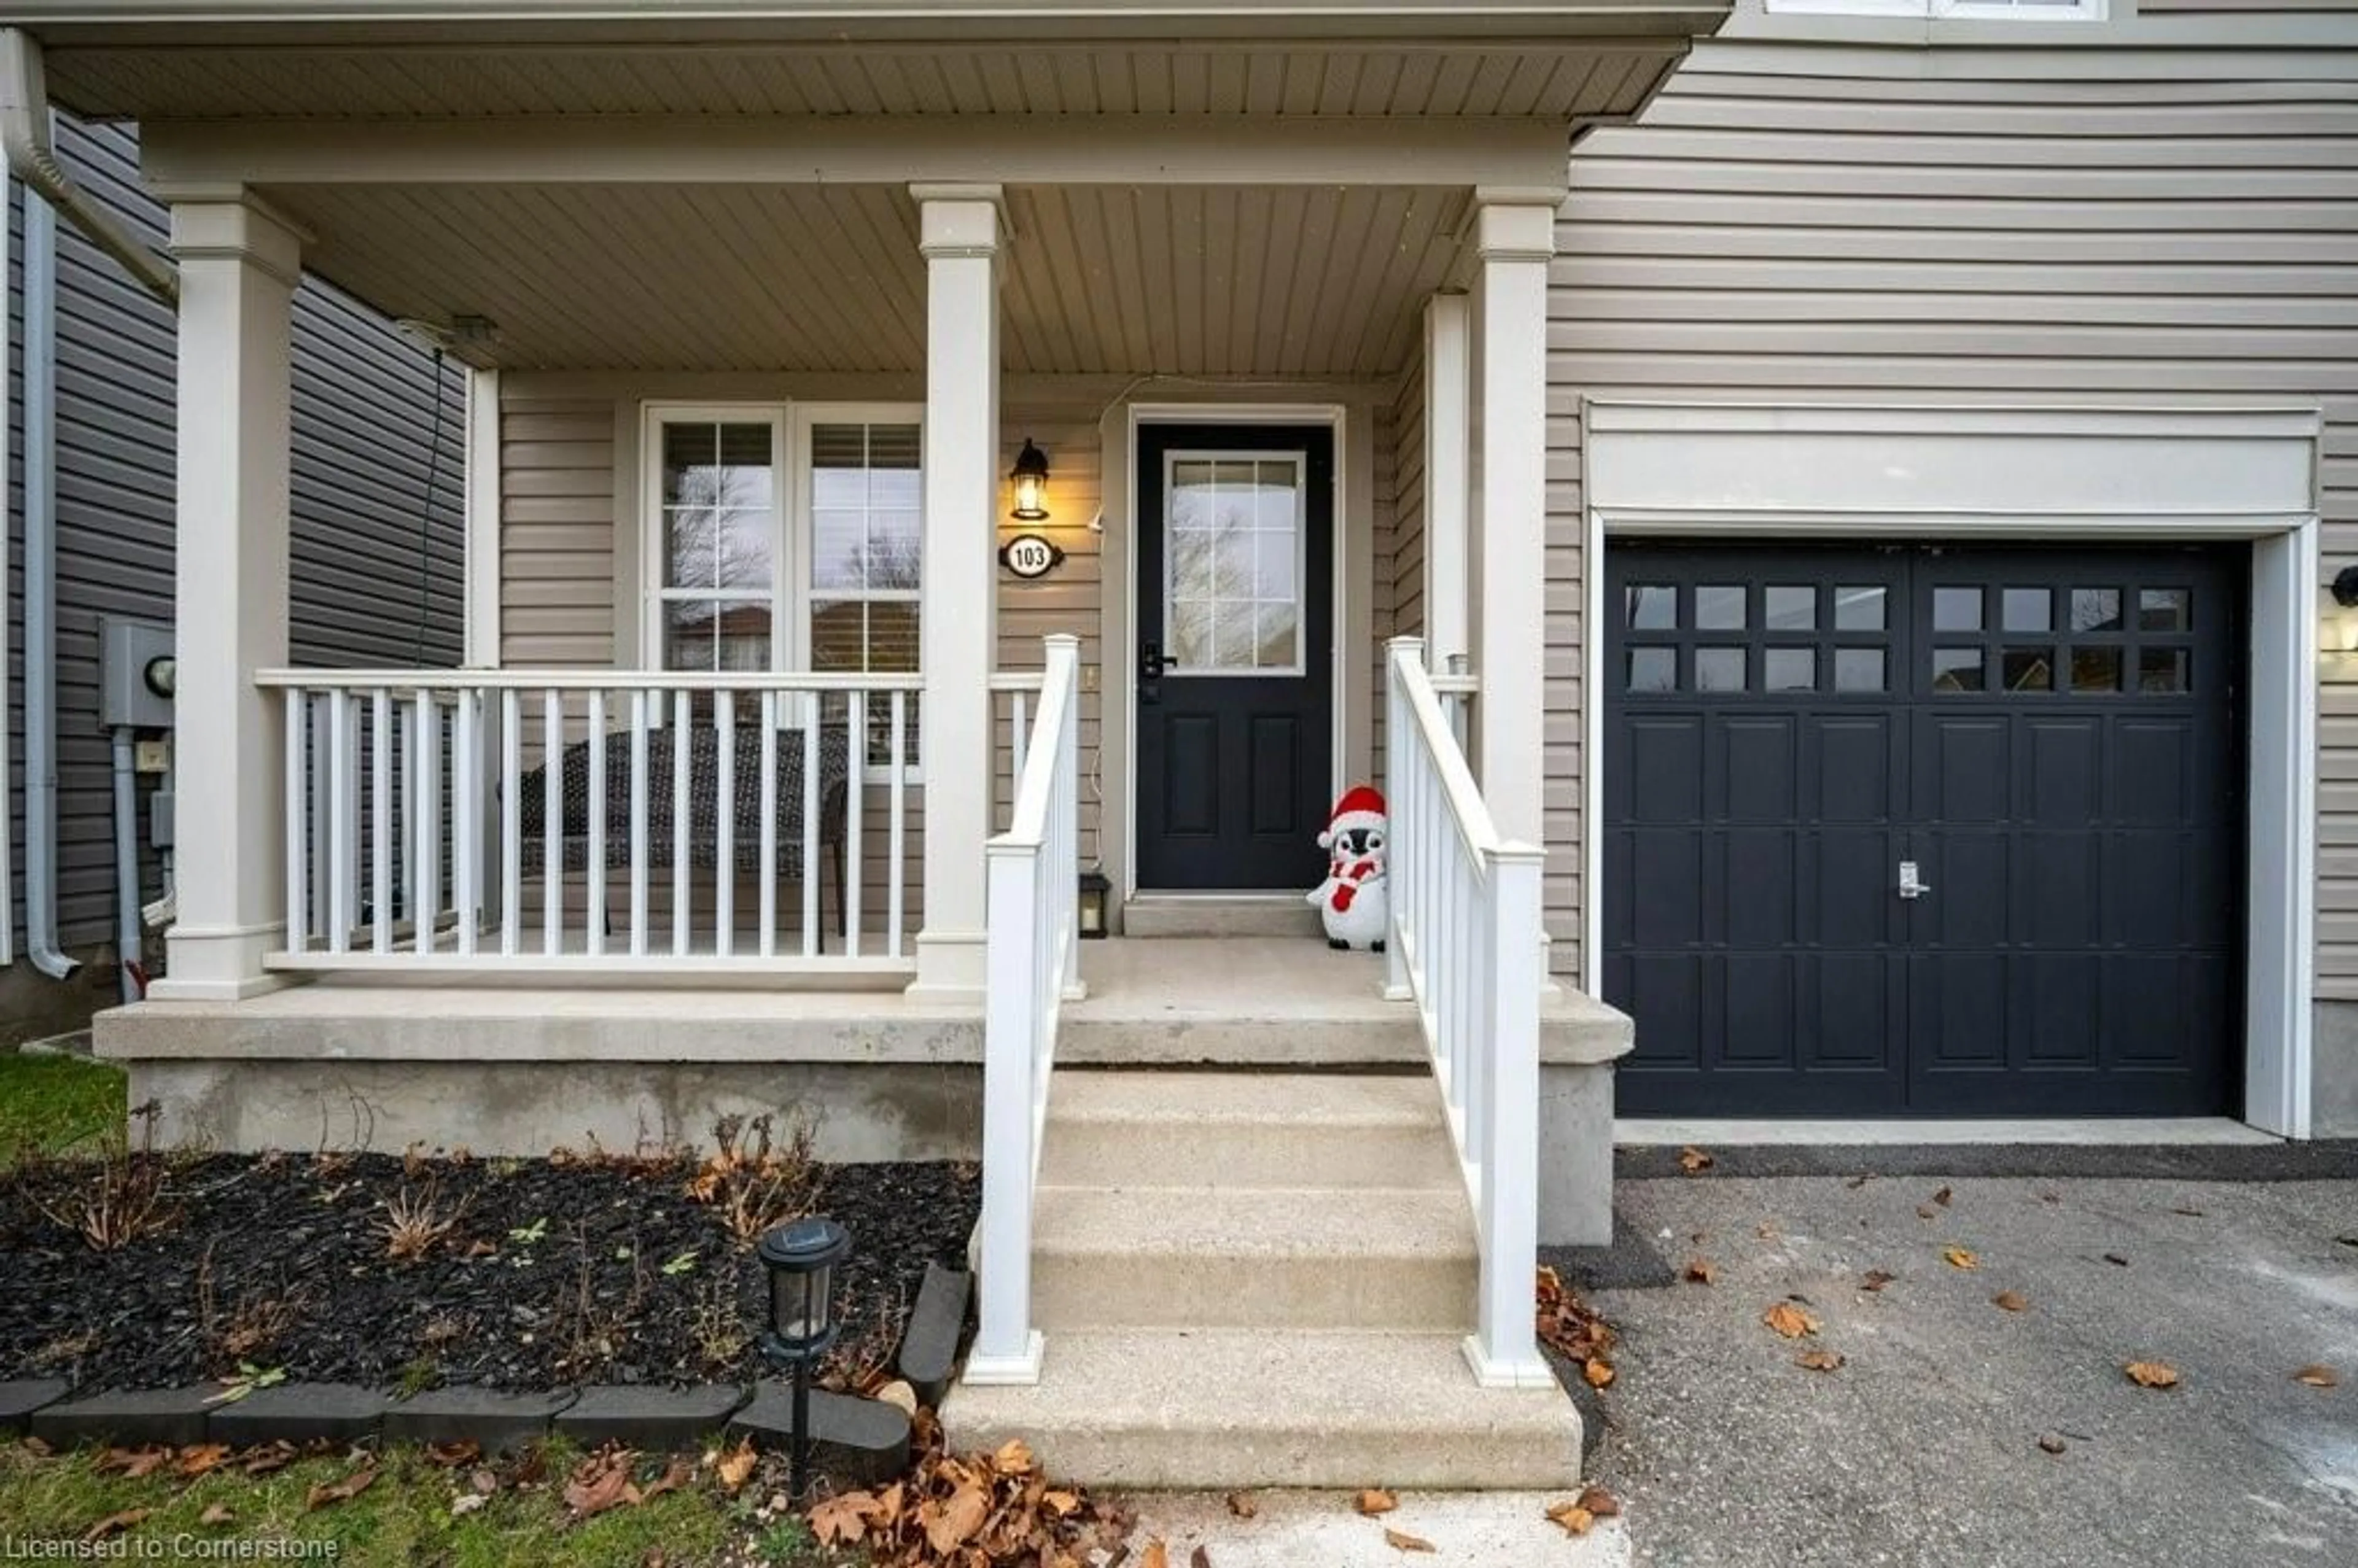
[100,619,176,730]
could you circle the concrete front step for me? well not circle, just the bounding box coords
[1032,1184,1475,1332]
[942,1329,1582,1489]
[1040,1070,1458,1191]
[1122,896,1325,939]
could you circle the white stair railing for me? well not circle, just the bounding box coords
[1383,635,1551,1389]
[968,633,1084,1386]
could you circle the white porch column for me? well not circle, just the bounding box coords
[1423,292,1473,672]
[149,197,303,1000]
[910,184,1002,999]
[1472,196,1555,850]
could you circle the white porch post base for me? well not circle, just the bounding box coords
[145,926,293,1002]
[906,929,989,1001]
[961,1331,1045,1388]
[909,182,1002,1003]
[161,195,302,1001]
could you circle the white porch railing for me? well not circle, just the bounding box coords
[967,633,1084,1386]
[1383,635,1551,1389]
[259,669,921,976]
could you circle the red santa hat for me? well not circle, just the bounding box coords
[1318,785,1388,848]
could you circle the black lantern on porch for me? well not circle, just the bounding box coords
[757,1215,851,1500]
[1010,438,1052,521]
[1077,867,1111,939]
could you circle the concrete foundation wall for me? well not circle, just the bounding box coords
[2310,1002,2358,1138]
[134,1057,983,1163]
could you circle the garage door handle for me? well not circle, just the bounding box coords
[1898,861,1931,901]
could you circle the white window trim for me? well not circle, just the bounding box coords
[1763,0,2106,18]
[637,399,926,781]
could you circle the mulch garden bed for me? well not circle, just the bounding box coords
[0,1120,977,1397]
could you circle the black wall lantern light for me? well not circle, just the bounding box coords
[1010,438,1051,522]
[2333,565,2358,610]
[757,1215,851,1500]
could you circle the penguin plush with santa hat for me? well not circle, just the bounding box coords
[1307,785,1389,952]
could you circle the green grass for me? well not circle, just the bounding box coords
[0,1054,126,1168]
[0,1438,805,1567]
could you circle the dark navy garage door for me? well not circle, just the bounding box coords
[1603,545,2243,1117]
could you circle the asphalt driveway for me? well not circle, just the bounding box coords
[1574,1166,2357,1568]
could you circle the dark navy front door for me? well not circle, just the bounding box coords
[1135,424,1334,891]
[1604,544,2243,1117]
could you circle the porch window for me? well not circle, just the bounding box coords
[642,403,924,770]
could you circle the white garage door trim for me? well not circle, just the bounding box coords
[1579,400,2324,1139]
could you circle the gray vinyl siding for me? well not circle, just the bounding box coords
[6,114,463,958]
[1543,41,2358,986]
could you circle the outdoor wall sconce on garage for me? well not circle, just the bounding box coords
[757,1215,851,1500]
[2326,565,2358,653]
[1010,438,1051,522]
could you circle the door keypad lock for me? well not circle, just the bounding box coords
[1897,860,1931,901]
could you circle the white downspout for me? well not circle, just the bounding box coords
[0,164,13,969]
[21,191,76,979]
[0,30,177,308]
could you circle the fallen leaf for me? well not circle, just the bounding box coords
[176,1444,231,1478]
[1844,1175,1871,1189]
[96,1446,171,1480]
[1944,1247,1980,1271]
[449,1493,488,1519]
[1756,1222,1780,1240]
[1916,1206,1937,1221]
[1042,1489,1082,1517]
[2126,1360,2181,1389]
[2037,1434,2067,1455]
[1191,1548,1213,1568]
[993,1438,1039,1476]
[239,1443,298,1477]
[1796,1349,1846,1372]
[1383,1528,1438,1554]
[809,1491,877,1548]
[1932,1186,1953,1208]
[2171,1206,2204,1218]
[564,1450,639,1519]
[1683,1259,1717,1286]
[925,1483,990,1553]
[1138,1541,1170,1568]
[1226,1491,1258,1519]
[1678,1146,1714,1174]
[465,1239,498,1259]
[1991,1290,2028,1313]
[2103,1253,2131,1268]
[470,1469,499,1496]
[1578,1485,1620,1518]
[83,1510,149,1543]
[2294,1365,2340,1388]
[1763,1302,1821,1339]
[1582,1357,1617,1389]
[1861,1270,1897,1293]
[1355,1488,1399,1516]
[305,1463,379,1513]
[20,1438,50,1458]
[197,1505,234,1527]
[715,1439,758,1494]
[1546,1500,1595,1536]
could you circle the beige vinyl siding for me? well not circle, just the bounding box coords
[1391,343,1429,650]
[1369,402,1398,791]
[1546,45,2358,985]
[499,397,615,668]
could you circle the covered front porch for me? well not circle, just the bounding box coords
[33,0,1711,1485]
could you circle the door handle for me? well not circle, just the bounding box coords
[1898,860,1931,901]
[1142,641,1181,679]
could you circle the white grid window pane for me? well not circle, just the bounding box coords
[1166,455,1302,673]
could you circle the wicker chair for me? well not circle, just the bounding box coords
[517,722,855,937]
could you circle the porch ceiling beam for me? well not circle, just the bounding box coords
[142,114,1576,196]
